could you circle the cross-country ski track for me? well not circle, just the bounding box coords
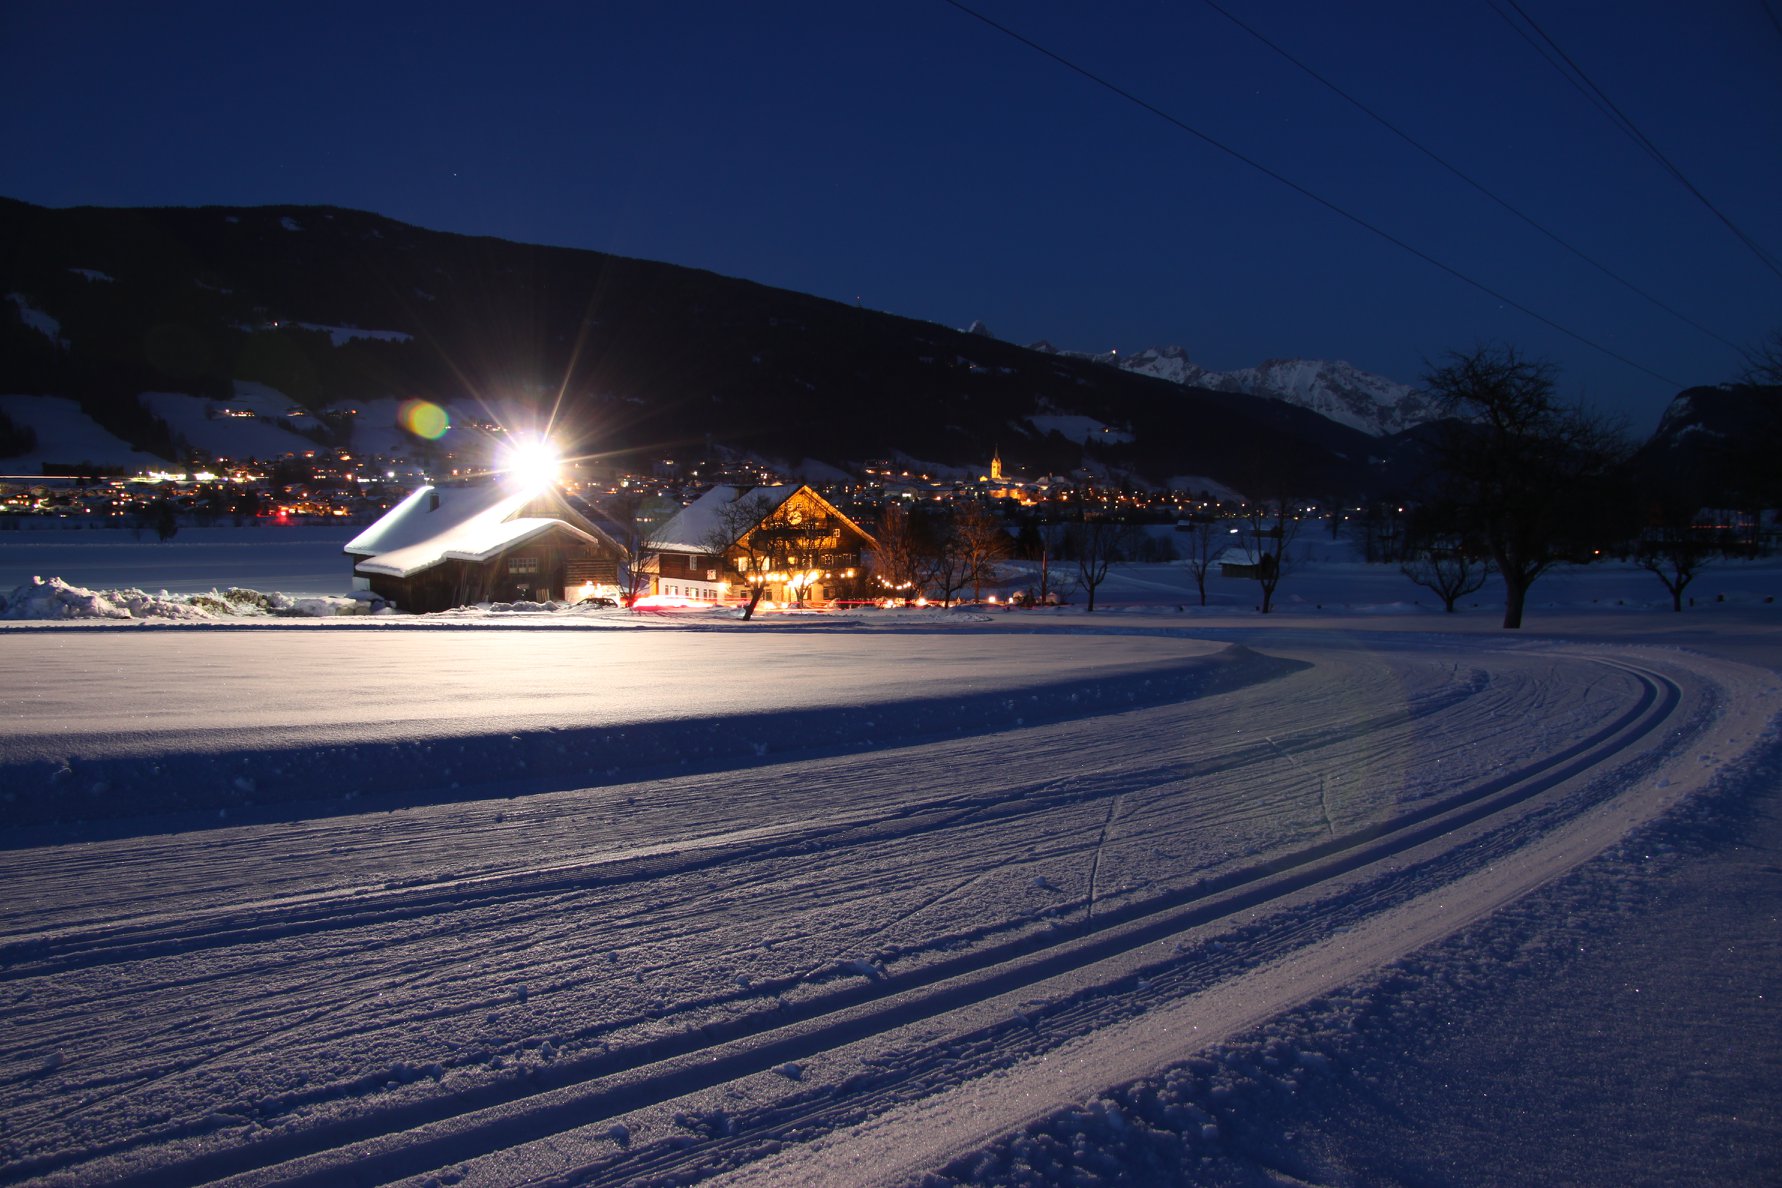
[0,622,1774,1186]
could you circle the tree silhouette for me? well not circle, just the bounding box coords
[1423,345,1626,628]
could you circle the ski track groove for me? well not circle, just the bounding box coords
[549,666,1703,1188]
[1084,794,1122,925]
[1,644,1732,1188]
[418,662,1695,1188]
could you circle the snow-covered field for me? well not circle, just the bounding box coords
[2,531,1779,1185]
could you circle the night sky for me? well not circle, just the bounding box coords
[4,1,1778,434]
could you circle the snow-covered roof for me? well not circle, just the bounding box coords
[652,484,877,555]
[355,517,599,578]
[346,481,618,578]
[652,485,798,553]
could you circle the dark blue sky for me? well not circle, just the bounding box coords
[4,1,1778,433]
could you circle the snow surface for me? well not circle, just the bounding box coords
[138,391,319,460]
[322,394,500,463]
[5,293,68,348]
[1030,343,1437,436]
[294,323,415,347]
[1186,357,1438,437]
[1,530,1778,1186]
[0,524,356,595]
[0,394,170,471]
[1026,414,1134,445]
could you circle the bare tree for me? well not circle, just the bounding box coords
[1424,345,1628,629]
[1636,515,1712,612]
[952,501,1011,601]
[606,491,672,605]
[869,501,923,603]
[1069,514,1135,612]
[1179,516,1223,607]
[1360,501,1410,564]
[1740,328,1782,384]
[1026,517,1071,605]
[921,518,973,605]
[1401,541,1494,612]
[705,491,784,623]
[1239,501,1300,614]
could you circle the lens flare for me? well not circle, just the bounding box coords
[398,399,450,440]
[500,433,561,492]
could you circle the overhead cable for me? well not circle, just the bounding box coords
[1200,0,1745,352]
[938,0,1685,388]
[1492,0,1782,282]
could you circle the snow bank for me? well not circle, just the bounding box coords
[0,577,370,622]
[0,641,1302,830]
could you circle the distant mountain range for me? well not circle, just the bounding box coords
[1027,343,1439,438]
[0,197,1768,506]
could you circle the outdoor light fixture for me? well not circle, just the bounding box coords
[499,434,561,494]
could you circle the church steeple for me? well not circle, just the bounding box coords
[990,446,1003,482]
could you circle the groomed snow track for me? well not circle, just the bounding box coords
[0,626,1769,1187]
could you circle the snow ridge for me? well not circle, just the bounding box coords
[1029,342,1437,437]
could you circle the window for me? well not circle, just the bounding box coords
[508,555,539,574]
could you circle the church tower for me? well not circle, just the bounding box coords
[990,447,1003,482]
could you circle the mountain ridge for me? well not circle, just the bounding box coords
[1027,342,1438,437]
[0,197,1409,498]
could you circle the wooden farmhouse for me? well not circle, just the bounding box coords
[650,484,875,608]
[344,481,625,612]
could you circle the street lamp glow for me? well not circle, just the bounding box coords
[500,434,561,493]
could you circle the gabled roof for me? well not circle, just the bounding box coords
[651,484,875,554]
[651,485,795,553]
[345,481,620,578]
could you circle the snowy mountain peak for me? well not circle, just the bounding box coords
[1031,340,1436,437]
[1193,357,1439,437]
[1113,345,1198,385]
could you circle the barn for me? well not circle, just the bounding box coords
[345,480,625,613]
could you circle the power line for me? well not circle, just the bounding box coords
[938,0,1686,388]
[1199,0,1745,352]
[1491,0,1782,283]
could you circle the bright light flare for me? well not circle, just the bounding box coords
[499,434,561,493]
